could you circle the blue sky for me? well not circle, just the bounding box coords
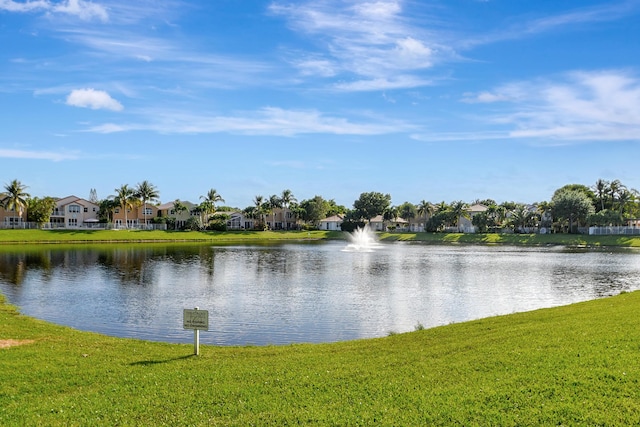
[1,0,639,209]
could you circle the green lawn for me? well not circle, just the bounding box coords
[1,228,640,247]
[2,292,640,426]
[0,229,344,244]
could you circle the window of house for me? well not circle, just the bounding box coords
[68,218,78,226]
[84,207,88,212]
[68,205,81,213]
[144,207,153,216]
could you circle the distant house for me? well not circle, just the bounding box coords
[458,204,488,233]
[0,205,26,227]
[319,215,344,231]
[157,201,198,229]
[50,196,100,228]
[369,215,408,232]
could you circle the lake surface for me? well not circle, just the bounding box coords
[1,242,639,345]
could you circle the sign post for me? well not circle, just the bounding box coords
[183,307,209,356]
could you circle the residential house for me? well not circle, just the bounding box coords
[319,215,343,231]
[0,205,26,227]
[263,207,298,230]
[369,215,408,231]
[112,204,159,228]
[458,204,488,233]
[50,196,99,228]
[156,201,198,229]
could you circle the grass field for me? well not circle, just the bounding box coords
[1,228,640,247]
[2,291,640,425]
[2,229,639,425]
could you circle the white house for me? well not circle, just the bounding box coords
[319,215,344,231]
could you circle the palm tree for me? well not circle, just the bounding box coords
[609,179,626,208]
[1,179,30,228]
[450,200,469,232]
[173,199,188,230]
[113,184,135,229]
[135,180,159,227]
[510,204,535,232]
[383,206,399,231]
[268,194,282,229]
[617,189,634,216]
[416,200,433,232]
[593,179,609,212]
[280,189,296,230]
[199,188,225,225]
[253,195,265,229]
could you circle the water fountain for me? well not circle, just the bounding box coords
[343,224,382,252]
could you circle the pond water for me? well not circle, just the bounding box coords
[1,242,639,346]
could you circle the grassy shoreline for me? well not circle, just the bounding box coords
[2,292,640,425]
[1,228,639,247]
[2,229,640,424]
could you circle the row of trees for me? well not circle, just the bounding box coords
[2,178,639,233]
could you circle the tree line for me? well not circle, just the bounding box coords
[1,178,638,233]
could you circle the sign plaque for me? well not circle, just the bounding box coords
[183,308,209,330]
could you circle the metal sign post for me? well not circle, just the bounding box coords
[183,307,209,356]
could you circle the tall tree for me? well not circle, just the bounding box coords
[510,204,535,232]
[398,202,417,230]
[113,184,135,229]
[89,188,98,204]
[268,194,282,229]
[592,179,609,212]
[173,199,188,230]
[253,195,265,229]
[352,192,391,223]
[383,205,399,230]
[417,200,434,232]
[1,179,30,227]
[135,180,159,226]
[299,196,328,226]
[199,188,224,226]
[27,197,57,227]
[552,189,594,233]
[450,200,469,232]
[280,189,296,230]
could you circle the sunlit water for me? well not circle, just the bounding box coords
[1,242,639,345]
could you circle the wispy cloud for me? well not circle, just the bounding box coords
[66,88,124,111]
[463,0,640,47]
[0,0,108,21]
[85,106,417,136]
[421,69,640,144]
[0,148,79,161]
[269,0,450,91]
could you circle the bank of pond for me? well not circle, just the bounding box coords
[1,228,640,247]
[1,291,639,425]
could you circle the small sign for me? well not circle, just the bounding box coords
[183,308,209,330]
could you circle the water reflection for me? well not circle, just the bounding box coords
[0,243,639,346]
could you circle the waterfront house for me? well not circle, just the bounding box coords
[319,215,344,231]
[50,196,100,228]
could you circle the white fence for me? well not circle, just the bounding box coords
[589,226,640,235]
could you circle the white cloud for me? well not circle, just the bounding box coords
[0,148,79,161]
[269,0,446,90]
[334,75,432,92]
[433,70,640,144]
[66,88,124,111]
[464,1,640,48]
[0,0,108,21]
[0,0,48,12]
[85,106,417,136]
